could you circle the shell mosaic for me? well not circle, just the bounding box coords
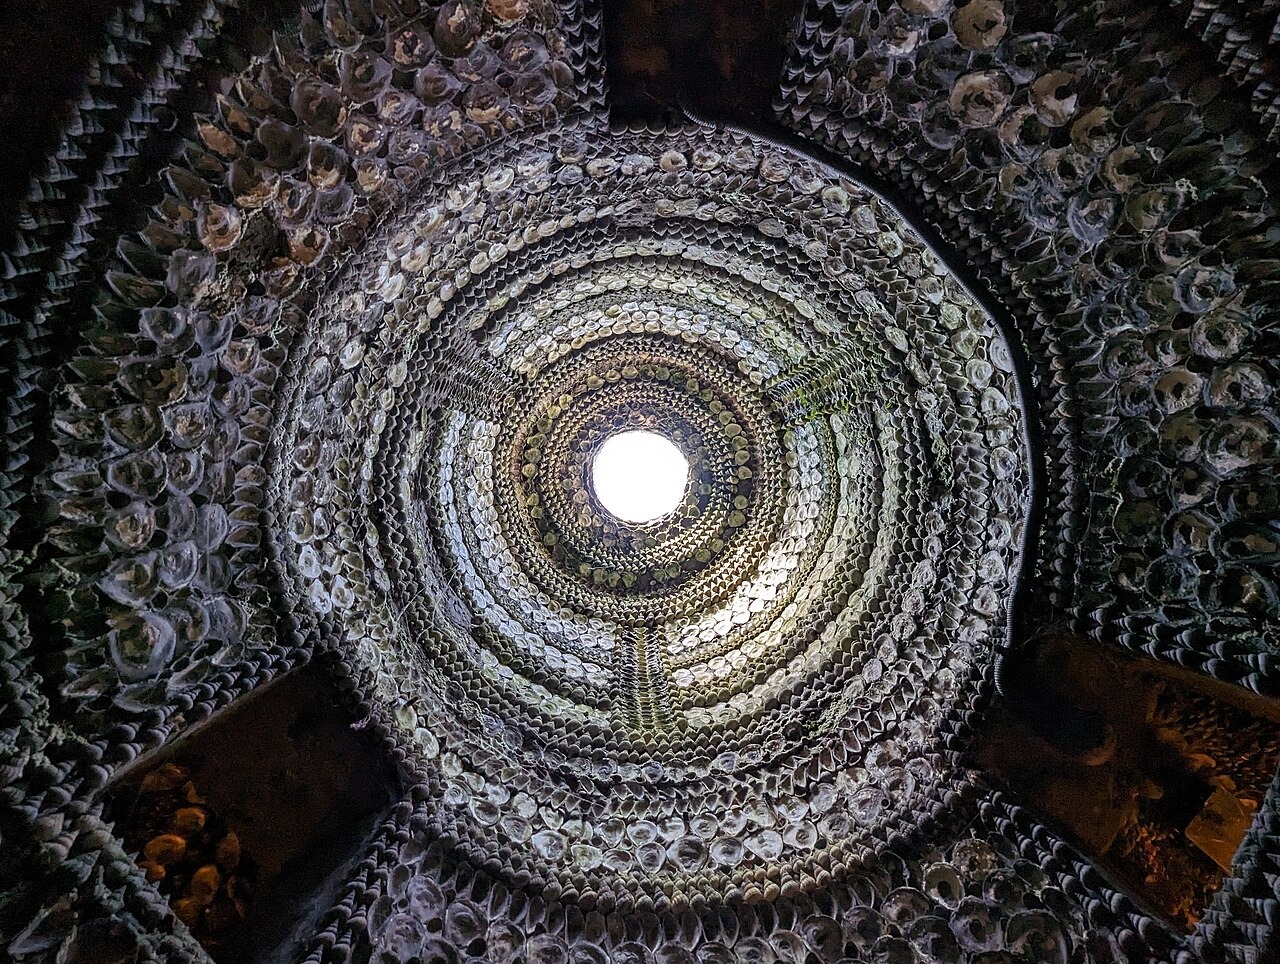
[263,119,1031,913]
[0,0,1276,962]
[778,0,1280,691]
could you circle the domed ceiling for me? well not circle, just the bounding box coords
[1,1,1277,962]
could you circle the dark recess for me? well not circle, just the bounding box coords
[977,631,1280,931]
[602,0,803,125]
[0,0,117,243]
[109,664,400,963]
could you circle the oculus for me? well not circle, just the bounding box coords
[590,430,689,524]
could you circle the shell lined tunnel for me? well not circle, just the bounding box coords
[1,2,1278,963]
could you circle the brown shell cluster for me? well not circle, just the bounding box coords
[123,765,253,949]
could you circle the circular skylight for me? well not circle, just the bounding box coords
[591,430,689,524]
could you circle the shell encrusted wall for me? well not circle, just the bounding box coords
[0,0,1276,962]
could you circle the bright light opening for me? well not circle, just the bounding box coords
[591,430,689,524]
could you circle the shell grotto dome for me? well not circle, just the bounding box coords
[2,0,1280,962]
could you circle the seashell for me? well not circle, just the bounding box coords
[100,553,160,606]
[849,784,888,822]
[465,82,508,125]
[531,829,565,861]
[106,496,158,547]
[511,70,559,109]
[307,141,348,191]
[104,404,163,450]
[1174,263,1237,314]
[1066,193,1115,247]
[666,835,708,872]
[139,306,194,353]
[907,915,962,963]
[1005,911,1068,964]
[164,402,214,448]
[923,863,964,909]
[949,897,1002,952]
[116,358,185,407]
[320,0,366,50]
[190,864,221,902]
[415,61,465,104]
[982,867,1025,911]
[1208,362,1271,410]
[526,934,569,964]
[227,156,277,208]
[107,450,168,499]
[195,203,243,254]
[953,0,1007,51]
[1030,70,1079,126]
[920,100,962,150]
[453,41,501,83]
[1191,306,1250,360]
[165,249,219,300]
[158,541,199,590]
[949,838,998,881]
[1071,106,1115,156]
[378,913,427,957]
[376,89,422,128]
[1202,416,1279,476]
[1124,184,1186,232]
[434,0,481,59]
[21,9,1256,945]
[868,935,918,963]
[486,920,524,964]
[273,176,316,224]
[108,609,177,680]
[163,598,209,652]
[444,898,484,945]
[489,0,529,23]
[881,886,931,928]
[1209,566,1278,616]
[196,117,240,158]
[387,22,437,68]
[315,182,356,223]
[1099,144,1154,193]
[167,449,204,495]
[503,31,549,73]
[1004,31,1058,85]
[287,224,331,265]
[949,71,1012,128]
[290,78,347,137]
[144,833,187,865]
[387,128,430,164]
[193,309,237,354]
[141,763,189,793]
[1146,363,1198,413]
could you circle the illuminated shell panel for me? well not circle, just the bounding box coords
[265,123,1031,905]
